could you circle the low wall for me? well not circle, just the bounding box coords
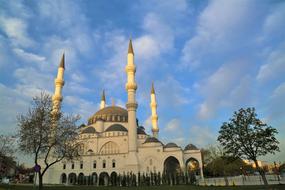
[198,175,285,186]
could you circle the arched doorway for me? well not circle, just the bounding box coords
[185,158,200,184]
[99,172,109,186]
[110,172,117,186]
[78,173,85,185]
[163,156,181,185]
[60,173,67,184]
[91,172,98,185]
[68,173,77,185]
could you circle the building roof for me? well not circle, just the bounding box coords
[184,144,198,151]
[164,142,179,148]
[144,137,162,144]
[88,106,128,124]
[82,127,96,134]
[105,124,128,132]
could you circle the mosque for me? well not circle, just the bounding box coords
[43,40,204,185]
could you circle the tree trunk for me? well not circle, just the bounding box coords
[38,174,43,190]
[254,160,268,185]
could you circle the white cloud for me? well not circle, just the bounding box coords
[164,118,181,132]
[188,125,217,148]
[0,83,30,133]
[257,46,285,82]
[261,2,285,41]
[13,48,46,62]
[0,16,34,47]
[71,73,85,83]
[143,116,152,134]
[181,0,256,69]
[13,67,53,91]
[134,35,160,60]
[94,32,127,90]
[156,76,190,107]
[266,82,285,121]
[160,118,186,146]
[142,13,174,52]
[65,95,98,122]
[197,61,252,119]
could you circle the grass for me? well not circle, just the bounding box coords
[0,184,284,190]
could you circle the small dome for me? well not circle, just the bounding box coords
[144,137,162,144]
[88,106,128,125]
[137,126,146,135]
[184,144,198,151]
[105,124,128,132]
[79,123,86,128]
[164,142,178,148]
[82,127,96,134]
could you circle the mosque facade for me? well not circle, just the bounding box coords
[43,40,204,185]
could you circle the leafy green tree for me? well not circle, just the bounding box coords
[217,107,279,185]
[17,93,81,190]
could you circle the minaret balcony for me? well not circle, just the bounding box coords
[125,83,137,90]
[125,65,136,73]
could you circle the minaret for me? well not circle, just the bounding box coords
[52,53,65,119]
[125,39,138,163]
[100,90,106,109]
[150,82,159,138]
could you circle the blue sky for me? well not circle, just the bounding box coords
[0,0,285,164]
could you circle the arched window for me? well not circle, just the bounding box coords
[93,161,97,169]
[112,159,116,168]
[71,162,74,169]
[103,160,106,168]
[63,163,66,169]
[150,159,153,165]
[100,141,120,155]
[80,161,83,169]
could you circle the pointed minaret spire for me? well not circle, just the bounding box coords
[151,82,155,94]
[59,53,65,69]
[100,90,106,109]
[128,39,134,54]
[52,54,65,131]
[150,82,159,138]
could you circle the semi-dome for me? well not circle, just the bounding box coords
[105,124,128,132]
[184,144,198,151]
[164,142,179,148]
[137,126,146,135]
[144,137,162,144]
[81,127,96,134]
[88,106,128,125]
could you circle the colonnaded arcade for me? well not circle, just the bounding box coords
[41,40,204,186]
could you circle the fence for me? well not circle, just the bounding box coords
[198,175,285,186]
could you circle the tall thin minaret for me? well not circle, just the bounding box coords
[150,82,159,138]
[125,39,138,155]
[52,53,65,118]
[100,90,106,109]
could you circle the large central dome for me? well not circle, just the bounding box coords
[88,106,128,125]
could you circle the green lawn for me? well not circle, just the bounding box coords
[0,184,284,190]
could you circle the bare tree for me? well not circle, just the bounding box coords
[17,93,81,190]
[0,135,16,177]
